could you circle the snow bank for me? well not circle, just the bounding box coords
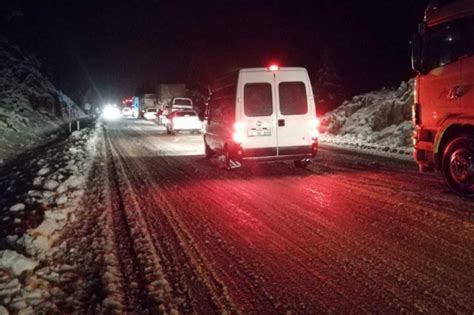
[0,37,85,162]
[320,79,414,157]
[0,123,99,313]
[0,250,38,278]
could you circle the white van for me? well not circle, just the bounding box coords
[204,66,319,169]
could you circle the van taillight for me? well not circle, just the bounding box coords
[311,118,320,139]
[233,122,245,143]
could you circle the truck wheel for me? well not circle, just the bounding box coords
[294,159,311,169]
[442,134,474,197]
[204,142,216,159]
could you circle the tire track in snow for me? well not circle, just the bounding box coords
[106,125,238,314]
[104,127,179,313]
[102,119,474,313]
[152,150,474,312]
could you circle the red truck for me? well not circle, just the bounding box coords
[412,0,474,196]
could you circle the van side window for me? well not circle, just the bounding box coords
[244,83,273,117]
[278,82,308,115]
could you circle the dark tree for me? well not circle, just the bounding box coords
[186,52,211,118]
[314,47,346,116]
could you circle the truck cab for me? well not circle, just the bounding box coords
[412,0,474,195]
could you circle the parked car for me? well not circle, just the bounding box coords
[122,107,133,117]
[143,108,158,120]
[204,66,318,169]
[166,110,203,134]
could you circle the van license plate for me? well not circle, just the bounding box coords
[248,129,271,137]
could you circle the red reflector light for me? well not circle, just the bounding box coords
[269,65,279,71]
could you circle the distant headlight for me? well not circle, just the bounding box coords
[103,105,120,120]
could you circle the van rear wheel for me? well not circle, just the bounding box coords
[223,146,241,170]
[294,159,311,169]
[205,142,216,159]
[224,149,232,170]
[442,134,474,197]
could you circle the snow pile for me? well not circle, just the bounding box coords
[0,36,85,162]
[0,124,98,314]
[319,79,414,157]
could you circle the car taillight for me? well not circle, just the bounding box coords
[233,122,245,143]
[311,118,320,139]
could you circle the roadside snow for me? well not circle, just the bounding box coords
[0,122,99,313]
[0,306,8,315]
[0,250,38,278]
[0,37,85,162]
[320,79,414,158]
[37,166,50,176]
[43,180,59,191]
[9,203,25,213]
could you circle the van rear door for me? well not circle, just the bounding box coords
[239,71,278,157]
[274,69,314,155]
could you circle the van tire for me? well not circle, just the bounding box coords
[223,146,241,170]
[205,142,216,159]
[224,148,232,170]
[294,159,310,169]
[442,134,474,197]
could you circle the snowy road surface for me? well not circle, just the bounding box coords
[88,118,474,313]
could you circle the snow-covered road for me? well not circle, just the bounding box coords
[4,117,473,313]
[87,117,474,313]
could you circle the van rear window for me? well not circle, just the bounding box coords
[244,83,273,117]
[279,82,308,115]
[174,99,192,106]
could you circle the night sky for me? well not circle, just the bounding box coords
[3,0,429,104]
